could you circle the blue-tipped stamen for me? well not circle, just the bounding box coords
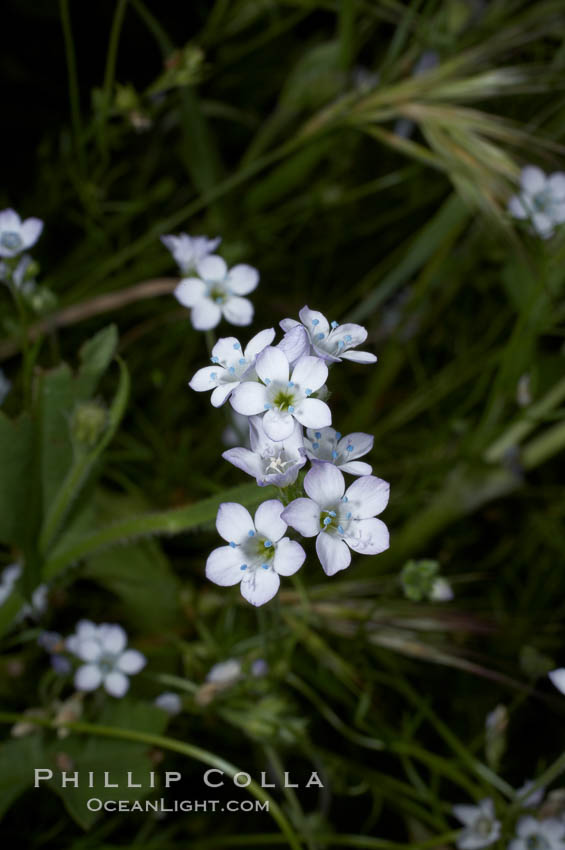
[261,564,269,570]
[346,444,354,452]
[316,333,325,340]
[312,319,319,326]
[305,388,312,396]
[312,442,319,450]
[288,405,295,413]
[331,320,339,329]
[240,564,247,570]
[229,541,236,548]
[315,432,322,439]
[233,342,241,350]
[323,517,331,526]
[264,540,272,548]
[288,381,294,388]
[248,530,255,537]
[210,372,217,380]
[338,525,344,535]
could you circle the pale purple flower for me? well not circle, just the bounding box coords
[429,577,454,601]
[509,816,565,850]
[549,668,565,695]
[189,328,275,407]
[508,167,565,239]
[66,620,146,698]
[281,463,389,576]
[278,306,377,365]
[160,232,221,273]
[155,692,182,715]
[205,500,306,606]
[304,427,373,476]
[0,209,43,258]
[516,781,545,809]
[230,346,331,441]
[206,659,242,685]
[223,415,306,487]
[174,255,259,330]
[251,658,268,677]
[0,564,48,621]
[452,799,501,850]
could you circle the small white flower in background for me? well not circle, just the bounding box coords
[516,781,545,809]
[279,306,377,365]
[548,668,565,695]
[230,346,331,441]
[251,658,268,677]
[206,500,306,606]
[206,659,242,686]
[0,209,43,258]
[223,415,306,487]
[0,254,36,291]
[161,232,221,274]
[282,463,389,576]
[189,328,275,407]
[154,692,182,716]
[174,255,259,330]
[0,564,48,620]
[452,798,501,850]
[509,816,565,850]
[429,576,454,601]
[516,373,532,407]
[304,427,373,476]
[66,620,146,698]
[0,370,11,405]
[508,166,565,239]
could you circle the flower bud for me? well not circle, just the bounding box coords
[71,400,108,448]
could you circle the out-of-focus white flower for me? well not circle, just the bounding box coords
[66,620,146,698]
[549,668,565,695]
[279,306,377,365]
[304,427,373,476]
[517,374,532,407]
[189,328,274,407]
[508,167,565,239]
[0,370,11,405]
[174,255,259,330]
[509,816,565,850]
[0,564,48,621]
[155,692,182,716]
[452,798,501,849]
[223,415,306,487]
[161,233,221,274]
[0,209,43,258]
[430,577,454,601]
[282,464,389,576]
[516,781,545,809]
[206,659,242,686]
[206,500,306,606]
[230,346,331,441]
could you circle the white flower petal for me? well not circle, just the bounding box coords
[222,447,263,480]
[174,278,207,307]
[254,499,286,542]
[207,659,242,684]
[212,336,241,363]
[20,218,43,249]
[304,462,345,506]
[230,381,269,416]
[244,327,276,361]
[294,398,331,430]
[191,299,222,330]
[338,431,374,460]
[521,166,546,194]
[453,806,482,827]
[316,533,351,576]
[280,318,300,332]
[227,264,259,295]
[75,663,103,692]
[155,692,182,715]
[339,460,373,476]
[240,567,280,606]
[263,408,295,441]
[99,624,127,655]
[206,545,246,586]
[531,213,554,238]
[278,326,311,364]
[211,383,237,407]
[347,518,389,555]
[0,209,20,231]
[76,638,103,663]
[291,356,328,393]
[273,538,306,576]
[346,475,390,518]
[298,306,330,336]
[508,195,529,220]
[281,498,320,537]
[552,201,565,224]
[104,671,130,698]
[116,649,146,674]
[549,668,565,695]
[340,350,377,363]
[332,322,368,348]
[547,172,565,200]
[216,502,254,544]
[197,255,227,282]
[222,296,254,326]
[256,346,290,385]
[189,365,222,392]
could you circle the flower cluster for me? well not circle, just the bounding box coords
[508,166,565,239]
[187,296,390,606]
[65,620,146,698]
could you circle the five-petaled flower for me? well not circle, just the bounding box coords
[206,500,306,606]
[66,620,146,698]
[279,306,377,364]
[452,799,501,850]
[174,255,259,330]
[508,816,565,850]
[281,463,389,576]
[0,209,43,258]
[508,166,565,239]
[189,329,275,407]
[304,426,373,476]
[230,346,331,441]
[161,232,221,273]
[223,415,306,487]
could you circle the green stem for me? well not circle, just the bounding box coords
[0,711,303,850]
[99,0,129,157]
[59,0,85,173]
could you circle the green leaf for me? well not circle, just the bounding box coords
[0,735,45,820]
[76,324,119,397]
[0,412,34,545]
